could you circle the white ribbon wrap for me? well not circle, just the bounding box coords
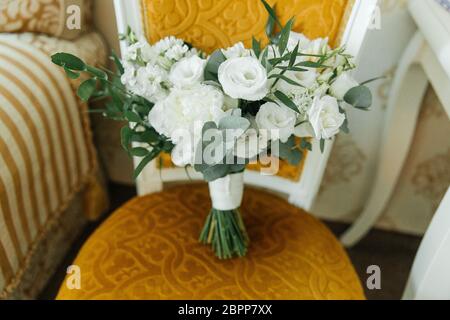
[208,173,244,211]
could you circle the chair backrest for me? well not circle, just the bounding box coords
[114,0,378,210]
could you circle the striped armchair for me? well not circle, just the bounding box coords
[0,1,109,299]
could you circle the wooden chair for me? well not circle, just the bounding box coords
[56,0,377,300]
[335,0,450,300]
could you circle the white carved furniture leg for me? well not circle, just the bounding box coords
[135,160,163,196]
[403,187,450,300]
[341,32,429,247]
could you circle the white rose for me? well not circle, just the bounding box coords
[218,56,269,101]
[288,32,329,58]
[330,72,359,100]
[148,84,225,143]
[222,42,251,59]
[255,102,296,143]
[169,55,206,89]
[308,95,345,139]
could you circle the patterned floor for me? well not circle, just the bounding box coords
[40,183,422,300]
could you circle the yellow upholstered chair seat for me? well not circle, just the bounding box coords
[57,184,364,300]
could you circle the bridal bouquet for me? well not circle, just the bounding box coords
[51,0,372,259]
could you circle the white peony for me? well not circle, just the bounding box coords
[329,72,359,100]
[222,42,251,59]
[255,102,296,143]
[148,84,225,144]
[169,55,206,89]
[171,134,197,167]
[307,95,345,139]
[218,56,269,101]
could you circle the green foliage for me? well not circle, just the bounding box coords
[274,90,300,114]
[50,49,171,180]
[261,0,282,30]
[219,115,250,132]
[274,136,303,165]
[77,78,97,102]
[344,85,372,110]
[320,139,326,153]
[52,53,86,71]
[277,18,295,55]
[252,37,262,58]
[204,49,226,82]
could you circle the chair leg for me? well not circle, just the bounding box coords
[341,32,429,247]
[135,159,163,196]
[403,187,450,300]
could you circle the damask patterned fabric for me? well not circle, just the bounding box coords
[0,0,92,40]
[0,32,108,298]
[57,184,364,300]
[141,0,349,52]
[139,0,351,181]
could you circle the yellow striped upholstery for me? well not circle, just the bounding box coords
[0,33,106,297]
[141,0,351,180]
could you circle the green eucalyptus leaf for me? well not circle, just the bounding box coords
[273,136,296,161]
[111,50,125,75]
[296,60,325,68]
[204,50,226,82]
[320,139,326,153]
[274,90,300,114]
[77,78,97,101]
[219,116,250,132]
[289,43,299,67]
[229,163,246,174]
[86,65,108,80]
[278,18,295,55]
[261,0,282,28]
[124,110,141,123]
[252,37,261,58]
[287,149,303,165]
[131,129,160,143]
[276,66,308,72]
[64,67,80,79]
[265,10,276,39]
[133,148,160,179]
[131,147,149,157]
[120,126,133,152]
[201,164,230,182]
[344,85,372,109]
[300,139,313,151]
[269,74,304,87]
[51,53,86,71]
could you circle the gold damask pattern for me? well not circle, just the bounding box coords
[141,0,350,180]
[142,0,349,52]
[0,0,92,40]
[57,184,364,300]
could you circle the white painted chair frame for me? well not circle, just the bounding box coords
[341,0,450,247]
[339,0,450,300]
[113,0,378,212]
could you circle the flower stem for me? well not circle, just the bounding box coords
[199,209,249,259]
